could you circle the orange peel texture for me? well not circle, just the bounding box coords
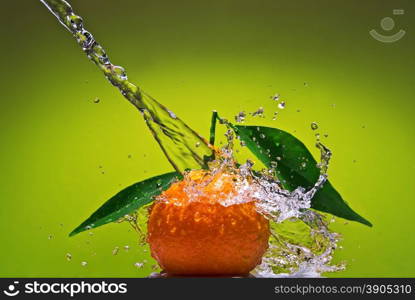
[147,170,270,276]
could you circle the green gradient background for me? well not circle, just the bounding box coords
[0,0,414,277]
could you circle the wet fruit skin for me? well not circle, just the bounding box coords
[147,170,270,276]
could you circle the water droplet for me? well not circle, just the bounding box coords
[167,109,177,119]
[88,231,94,236]
[93,97,100,103]
[134,262,144,268]
[66,253,72,261]
[272,112,278,120]
[251,107,264,117]
[234,111,246,123]
[112,246,119,256]
[195,142,201,148]
[311,122,319,130]
[81,261,88,267]
[276,156,282,161]
[128,154,132,158]
[240,140,246,147]
[278,101,285,109]
[271,93,280,101]
[301,162,307,168]
[124,245,130,251]
[260,133,266,139]
[296,109,301,113]
[324,134,329,138]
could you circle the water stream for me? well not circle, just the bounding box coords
[40,0,215,173]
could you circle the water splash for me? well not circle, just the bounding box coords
[199,118,342,277]
[40,0,214,173]
[151,125,342,277]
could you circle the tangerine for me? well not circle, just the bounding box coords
[147,169,270,275]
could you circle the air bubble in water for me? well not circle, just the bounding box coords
[67,15,83,30]
[111,66,127,81]
[278,101,285,109]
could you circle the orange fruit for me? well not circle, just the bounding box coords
[147,169,270,276]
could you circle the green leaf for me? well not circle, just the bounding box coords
[232,125,372,227]
[69,172,180,236]
[209,110,219,146]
